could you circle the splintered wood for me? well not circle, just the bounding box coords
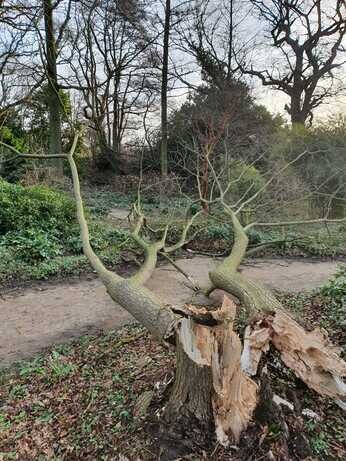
[177,296,346,446]
[176,295,346,445]
[272,311,346,410]
[177,296,258,446]
[241,310,346,410]
[241,323,271,376]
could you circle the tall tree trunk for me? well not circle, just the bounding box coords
[290,106,307,125]
[111,74,122,172]
[226,0,233,79]
[160,0,171,177]
[201,147,210,212]
[112,94,120,172]
[43,0,63,175]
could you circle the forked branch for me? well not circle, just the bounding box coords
[1,135,177,342]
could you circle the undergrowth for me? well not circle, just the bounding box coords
[280,264,346,348]
[0,181,130,284]
[0,183,345,286]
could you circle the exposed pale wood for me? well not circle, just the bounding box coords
[239,310,346,410]
[241,322,271,376]
[177,296,258,445]
[271,311,346,409]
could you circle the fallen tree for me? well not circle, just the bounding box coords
[3,134,346,459]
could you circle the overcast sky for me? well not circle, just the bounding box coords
[168,0,346,124]
[254,84,346,123]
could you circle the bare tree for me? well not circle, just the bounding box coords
[177,0,251,86]
[0,2,43,113]
[241,0,346,125]
[160,0,171,177]
[69,0,158,171]
[5,133,346,457]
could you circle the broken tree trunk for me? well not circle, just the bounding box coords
[159,337,214,459]
[206,211,346,411]
[65,139,345,453]
[163,297,258,450]
[241,311,346,409]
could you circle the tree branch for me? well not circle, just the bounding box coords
[245,216,346,231]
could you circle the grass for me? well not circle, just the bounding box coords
[0,220,131,285]
[280,265,346,350]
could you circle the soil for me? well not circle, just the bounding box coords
[0,256,340,367]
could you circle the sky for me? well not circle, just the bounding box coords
[169,0,346,125]
[254,84,346,123]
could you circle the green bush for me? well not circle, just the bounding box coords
[0,179,79,268]
[0,179,76,236]
[205,223,232,240]
[0,229,63,263]
[227,161,266,204]
[65,223,128,254]
[247,228,264,245]
[0,125,27,183]
[0,179,133,281]
[318,265,346,330]
[320,265,346,302]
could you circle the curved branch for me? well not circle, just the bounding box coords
[214,210,249,274]
[2,135,177,342]
[129,207,165,285]
[67,135,116,284]
[67,139,177,341]
[0,140,67,159]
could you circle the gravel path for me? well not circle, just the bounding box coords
[0,257,340,366]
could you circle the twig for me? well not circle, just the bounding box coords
[245,216,346,231]
[186,248,228,257]
[245,237,302,256]
[159,251,200,291]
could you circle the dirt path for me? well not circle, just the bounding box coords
[0,257,340,367]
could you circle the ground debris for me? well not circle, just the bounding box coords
[0,303,345,460]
